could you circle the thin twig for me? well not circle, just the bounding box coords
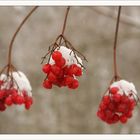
[59,6,70,45]
[7,6,38,74]
[61,6,70,36]
[113,6,121,81]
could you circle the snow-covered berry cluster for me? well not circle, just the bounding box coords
[42,46,83,89]
[0,71,33,111]
[97,80,138,124]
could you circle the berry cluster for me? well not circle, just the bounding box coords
[42,46,83,89]
[97,80,138,124]
[0,71,33,111]
[0,88,33,111]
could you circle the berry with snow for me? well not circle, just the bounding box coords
[42,46,83,90]
[0,71,33,111]
[52,51,62,61]
[97,80,138,124]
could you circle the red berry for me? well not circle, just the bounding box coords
[6,89,13,96]
[16,96,24,105]
[0,102,6,111]
[11,89,18,95]
[63,66,69,75]
[0,80,4,86]
[99,102,107,110]
[68,79,79,89]
[75,66,82,76]
[42,64,51,74]
[48,72,57,83]
[43,80,52,89]
[117,104,127,113]
[108,102,115,111]
[69,64,82,76]
[55,58,66,68]
[120,115,127,123]
[72,79,79,89]
[112,114,119,123]
[129,99,136,110]
[57,70,64,79]
[52,51,62,61]
[22,90,28,97]
[5,96,13,106]
[51,65,61,76]
[61,80,67,87]
[110,87,119,94]
[113,94,121,102]
[121,95,129,104]
[97,111,106,121]
[129,99,135,104]
[0,90,5,99]
[106,119,113,124]
[125,111,132,118]
[67,65,76,76]
[24,96,33,110]
[103,96,110,105]
[64,76,74,85]
[25,101,31,110]
[105,110,113,119]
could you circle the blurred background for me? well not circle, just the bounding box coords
[0,6,140,134]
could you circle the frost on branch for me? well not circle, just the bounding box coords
[97,80,139,124]
[0,71,33,111]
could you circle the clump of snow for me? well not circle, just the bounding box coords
[0,74,7,81]
[12,71,32,92]
[110,80,137,100]
[0,71,32,96]
[49,46,83,67]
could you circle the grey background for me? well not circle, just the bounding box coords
[0,6,140,133]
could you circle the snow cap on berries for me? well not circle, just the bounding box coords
[97,79,138,124]
[0,71,32,96]
[0,71,33,111]
[110,80,137,100]
[49,46,83,67]
[0,74,7,81]
[12,71,32,96]
[42,46,84,90]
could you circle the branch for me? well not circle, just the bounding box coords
[7,6,38,74]
[113,6,121,81]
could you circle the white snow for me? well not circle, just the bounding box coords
[110,80,138,100]
[49,46,83,67]
[0,71,32,97]
[0,74,7,81]
[12,71,32,91]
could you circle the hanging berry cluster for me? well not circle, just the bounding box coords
[97,80,138,124]
[42,46,84,89]
[41,7,87,89]
[97,6,140,124]
[0,66,33,111]
[0,6,38,111]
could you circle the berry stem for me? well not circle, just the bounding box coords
[113,6,121,81]
[7,6,38,74]
[61,6,70,36]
